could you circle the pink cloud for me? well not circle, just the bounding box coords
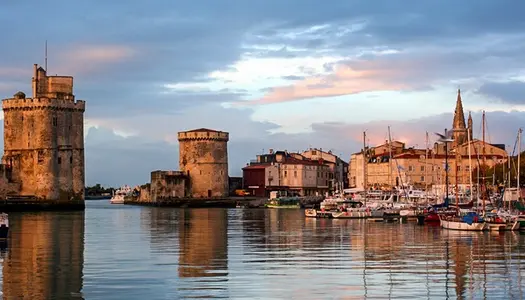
[244,63,409,105]
[53,44,136,75]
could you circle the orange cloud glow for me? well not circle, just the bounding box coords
[54,44,136,75]
[243,62,410,105]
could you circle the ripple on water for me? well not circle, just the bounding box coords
[0,202,524,299]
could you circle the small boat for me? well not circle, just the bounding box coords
[265,197,300,208]
[484,213,521,231]
[439,211,487,231]
[110,185,133,204]
[265,191,301,209]
[0,213,9,239]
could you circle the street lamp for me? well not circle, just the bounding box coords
[434,129,455,201]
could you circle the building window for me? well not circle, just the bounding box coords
[70,156,73,164]
[52,117,58,127]
[420,176,425,182]
[284,171,287,177]
[38,150,44,164]
[408,166,414,172]
[465,166,470,171]
[294,171,297,178]
[457,166,461,171]
[58,157,62,164]
[420,166,425,172]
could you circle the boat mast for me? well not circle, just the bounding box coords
[363,131,367,206]
[388,132,392,187]
[482,111,486,215]
[425,131,429,206]
[468,126,473,202]
[518,128,522,205]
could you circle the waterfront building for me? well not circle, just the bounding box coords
[0,64,86,205]
[348,90,507,190]
[301,148,349,191]
[242,149,331,197]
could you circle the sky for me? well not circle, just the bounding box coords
[2,1,525,187]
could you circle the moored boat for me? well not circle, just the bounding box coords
[439,212,487,231]
[265,197,301,208]
[110,185,133,204]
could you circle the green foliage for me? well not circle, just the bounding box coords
[85,184,115,196]
[471,152,525,187]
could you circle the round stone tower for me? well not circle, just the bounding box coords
[178,128,229,198]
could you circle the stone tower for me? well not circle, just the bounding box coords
[1,64,86,203]
[452,89,467,146]
[178,128,229,198]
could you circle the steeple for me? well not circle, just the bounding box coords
[452,89,467,145]
[467,111,473,140]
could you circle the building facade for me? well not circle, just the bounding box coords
[178,128,229,198]
[348,90,507,190]
[301,148,349,191]
[1,64,85,202]
[242,150,330,197]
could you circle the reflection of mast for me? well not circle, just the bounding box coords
[363,221,368,299]
[445,235,450,299]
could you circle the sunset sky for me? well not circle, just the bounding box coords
[2,1,525,187]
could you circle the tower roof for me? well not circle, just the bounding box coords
[452,89,466,130]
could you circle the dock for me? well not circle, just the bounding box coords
[0,196,85,212]
[125,195,325,208]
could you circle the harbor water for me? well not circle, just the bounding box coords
[0,200,524,299]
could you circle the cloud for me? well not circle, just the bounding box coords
[477,81,525,104]
[54,44,136,75]
[2,0,525,187]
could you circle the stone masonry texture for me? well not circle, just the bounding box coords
[178,128,229,198]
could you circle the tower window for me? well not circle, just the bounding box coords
[70,156,73,164]
[37,150,44,164]
[52,117,58,127]
[58,157,62,164]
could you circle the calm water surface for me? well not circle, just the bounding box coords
[0,200,524,299]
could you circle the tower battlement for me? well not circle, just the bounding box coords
[177,128,229,142]
[2,97,85,112]
[0,63,86,205]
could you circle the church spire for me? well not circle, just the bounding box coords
[452,89,467,145]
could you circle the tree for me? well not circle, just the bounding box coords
[472,151,525,188]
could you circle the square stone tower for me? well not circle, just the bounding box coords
[1,64,86,203]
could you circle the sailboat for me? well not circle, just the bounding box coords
[438,121,487,231]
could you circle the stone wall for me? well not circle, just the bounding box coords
[178,129,229,198]
[150,170,188,200]
[1,64,85,202]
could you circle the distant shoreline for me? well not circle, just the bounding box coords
[85,196,111,200]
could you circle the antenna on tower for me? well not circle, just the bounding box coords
[45,40,48,71]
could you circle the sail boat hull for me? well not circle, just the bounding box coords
[440,219,487,231]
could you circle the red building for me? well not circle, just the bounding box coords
[242,164,267,197]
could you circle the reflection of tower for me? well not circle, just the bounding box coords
[2,212,84,299]
[178,209,228,277]
[178,128,229,198]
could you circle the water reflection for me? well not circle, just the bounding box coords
[1,212,84,299]
[178,209,228,278]
[234,214,525,299]
[147,208,229,298]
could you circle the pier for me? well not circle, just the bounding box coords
[124,196,325,208]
